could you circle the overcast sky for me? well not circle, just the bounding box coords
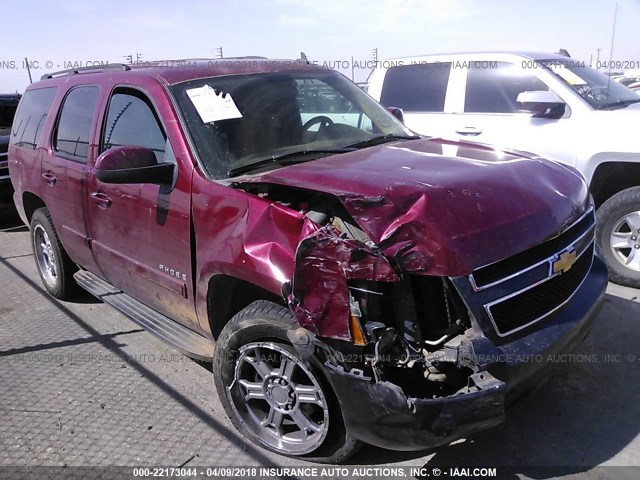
[2,0,638,92]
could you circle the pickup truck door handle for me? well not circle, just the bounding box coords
[90,192,112,209]
[455,127,483,136]
[41,172,57,186]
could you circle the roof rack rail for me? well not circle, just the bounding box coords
[41,63,131,80]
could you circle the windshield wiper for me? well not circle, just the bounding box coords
[595,98,640,110]
[344,134,420,149]
[228,148,355,177]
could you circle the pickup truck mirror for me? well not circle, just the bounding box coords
[95,146,175,185]
[386,106,405,124]
[516,90,566,119]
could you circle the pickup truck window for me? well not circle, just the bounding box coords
[9,87,56,150]
[103,91,166,162]
[379,63,451,112]
[464,62,549,113]
[171,70,409,179]
[53,86,99,162]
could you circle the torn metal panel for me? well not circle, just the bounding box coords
[287,226,399,341]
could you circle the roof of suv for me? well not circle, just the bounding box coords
[35,58,326,88]
[383,51,573,62]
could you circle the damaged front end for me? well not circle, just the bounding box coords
[234,164,606,450]
[279,221,507,449]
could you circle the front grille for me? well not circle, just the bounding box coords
[487,243,593,336]
[471,209,594,289]
[0,153,8,180]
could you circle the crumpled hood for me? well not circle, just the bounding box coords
[237,138,590,276]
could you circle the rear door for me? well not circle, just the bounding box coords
[378,61,460,138]
[86,86,196,328]
[41,85,100,272]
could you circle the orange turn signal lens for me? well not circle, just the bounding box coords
[349,315,367,346]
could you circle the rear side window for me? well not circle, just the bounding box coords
[465,62,549,113]
[380,63,451,112]
[10,88,57,149]
[53,86,99,162]
[102,91,166,162]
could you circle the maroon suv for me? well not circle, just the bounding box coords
[9,59,607,462]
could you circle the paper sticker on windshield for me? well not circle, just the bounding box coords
[549,65,587,86]
[186,85,242,123]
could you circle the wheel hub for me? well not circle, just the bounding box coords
[265,377,297,412]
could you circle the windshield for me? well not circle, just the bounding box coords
[170,70,413,179]
[539,59,640,109]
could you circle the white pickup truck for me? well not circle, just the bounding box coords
[368,51,640,288]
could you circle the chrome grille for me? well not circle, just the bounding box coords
[469,208,596,337]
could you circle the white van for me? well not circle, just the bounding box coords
[369,52,640,288]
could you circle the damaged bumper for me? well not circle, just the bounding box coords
[320,255,607,451]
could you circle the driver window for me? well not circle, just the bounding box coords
[102,90,168,163]
[464,62,549,113]
[297,79,373,132]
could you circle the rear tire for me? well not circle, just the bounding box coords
[213,300,361,463]
[30,208,79,299]
[596,187,640,288]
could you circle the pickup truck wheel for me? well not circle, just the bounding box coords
[597,187,640,288]
[213,300,361,463]
[30,208,79,299]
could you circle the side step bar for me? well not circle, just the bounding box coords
[74,270,213,360]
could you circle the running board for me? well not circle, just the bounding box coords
[74,270,213,360]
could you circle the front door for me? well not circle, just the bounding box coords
[86,87,196,329]
[449,61,572,161]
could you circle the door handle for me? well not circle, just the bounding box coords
[41,172,57,186]
[455,127,483,136]
[90,192,112,209]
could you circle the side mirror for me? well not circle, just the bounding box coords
[95,146,174,185]
[516,90,566,119]
[386,106,405,124]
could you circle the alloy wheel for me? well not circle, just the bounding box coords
[227,342,329,455]
[609,210,640,272]
[33,224,58,287]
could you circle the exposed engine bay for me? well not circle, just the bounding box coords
[236,182,481,399]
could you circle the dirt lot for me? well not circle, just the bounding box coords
[1,210,639,480]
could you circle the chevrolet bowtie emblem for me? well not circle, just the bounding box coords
[552,249,577,274]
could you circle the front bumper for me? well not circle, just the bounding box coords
[324,255,607,451]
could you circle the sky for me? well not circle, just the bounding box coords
[1,0,639,92]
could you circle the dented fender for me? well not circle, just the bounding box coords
[285,225,399,341]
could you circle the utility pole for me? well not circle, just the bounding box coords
[371,48,378,67]
[216,47,224,58]
[596,48,602,65]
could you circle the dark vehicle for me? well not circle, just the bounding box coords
[0,93,20,212]
[9,60,607,462]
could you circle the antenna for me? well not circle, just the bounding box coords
[24,57,33,84]
[606,2,618,99]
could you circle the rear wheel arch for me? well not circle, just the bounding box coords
[206,274,286,340]
[22,192,47,224]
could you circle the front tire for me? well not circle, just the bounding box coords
[213,300,361,463]
[30,208,79,299]
[597,187,640,288]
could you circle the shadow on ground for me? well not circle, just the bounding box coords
[351,293,640,477]
[0,203,25,232]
